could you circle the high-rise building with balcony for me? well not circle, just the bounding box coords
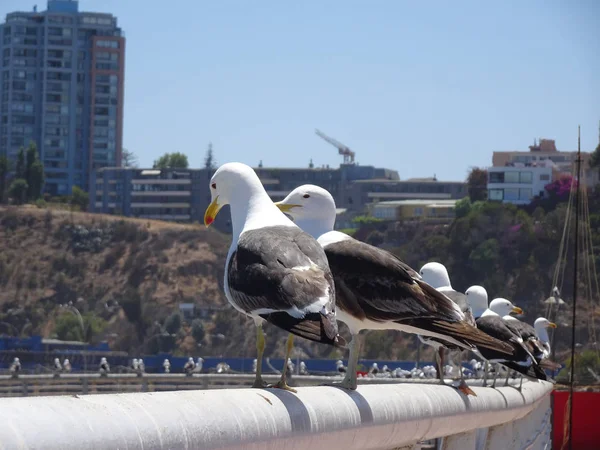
[0,0,125,195]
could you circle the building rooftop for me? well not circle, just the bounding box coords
[354,178,464,184]
[373,199,458,207]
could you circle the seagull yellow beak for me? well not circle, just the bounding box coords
[204,197,221,227]
[511,306,523,315]
[274,201,302,213]
[548,322,557,328]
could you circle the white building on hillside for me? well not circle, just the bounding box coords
[487,163,554,205]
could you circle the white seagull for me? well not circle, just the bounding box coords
[204,164,345,392]
[275,184,512,392]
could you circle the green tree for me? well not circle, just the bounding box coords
[204,142,216,171]
[164,312,182,335]
[153,152,189,169]
[15,147,25,179]
[454,197,472,219]
[121,148,139,167]
[9,178,28,205]
[71,186,89,212]
[20,142,44,201]
[191,319,205,343]
[0,155,9,203]
[467,167,488,202]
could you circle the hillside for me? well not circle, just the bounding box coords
[0,206,361,360]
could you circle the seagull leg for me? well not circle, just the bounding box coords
[482,361,489,387]
[491,364,499,388]
[324,333,361,390]
[436,347,445,384]
[518,374,523,391]
[503,368,511,387]
[273,334,297,393]
[252,325,270,389]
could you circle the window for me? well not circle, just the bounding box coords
[489,189,503,201]
[489,172,504,183]
[414,207,423,216]
[504,172,519,183]
[504,188,519,201]
[519,188,532,201]
[540,174,550,181]
[519,171,533,183]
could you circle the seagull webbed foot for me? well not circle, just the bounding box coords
[272,379,297,393]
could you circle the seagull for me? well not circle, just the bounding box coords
[54,358,62,372]
[138,359,145,373]
[533,317,557,359]
[368,362,379,377]
[336,359,347,374]
[196,357,204,373]
[252,358,257,374]
[184,357,195,375]
[99,357,110,375]
[62,358,71,373]
[418,263,476,391]
[465,287,549,388]
[275,185,512,392]
[163,358,171,373]
[10,357,21,376]
[204,164,345,392]
[299,361,308,375]
[131,358,139,371]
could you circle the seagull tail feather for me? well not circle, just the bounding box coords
[260,311,347,349]
[501,360,552,382]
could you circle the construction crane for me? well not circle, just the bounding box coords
[315,129,356,165]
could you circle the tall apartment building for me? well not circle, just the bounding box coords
[0,0,125,195]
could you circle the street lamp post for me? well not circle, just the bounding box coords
[59,303,87,372]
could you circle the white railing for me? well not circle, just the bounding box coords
[0,380,552,450]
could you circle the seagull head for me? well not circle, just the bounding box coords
[274,184,336,236]
[489,298,523,317]
[204,162,266,227]
[419,262,451,289]
[465,285,489,318]
[534,317,557,330]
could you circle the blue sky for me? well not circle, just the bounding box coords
[1,0,599,180]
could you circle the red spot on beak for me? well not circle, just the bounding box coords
[206,216,214,226]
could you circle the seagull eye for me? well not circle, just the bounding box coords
[211,183,216,189]
[303,194,310,199]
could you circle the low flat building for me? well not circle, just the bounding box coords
[370,199,458,222]
[89,167,222,225]
[89,163,400,231]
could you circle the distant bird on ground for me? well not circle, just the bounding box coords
[204,163,345,392]
[216,362,230,374]
[252,358,257,374]
[53,358,62,372]
[99,357,110,375]
[299,361,308,375]
[336,360,347,374]
[184,357,195,375]
[466,288,549,388]
[275,185,512,394]
[195,357,204,373]
[163,359,171,373]
[368,363,379,376]
[62,358,71,373]
[131,359,139,371]
[286,358,295,376]
[138,359,145,374]
[10,357,21,377]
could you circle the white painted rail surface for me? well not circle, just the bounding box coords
[0,380,552,450]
